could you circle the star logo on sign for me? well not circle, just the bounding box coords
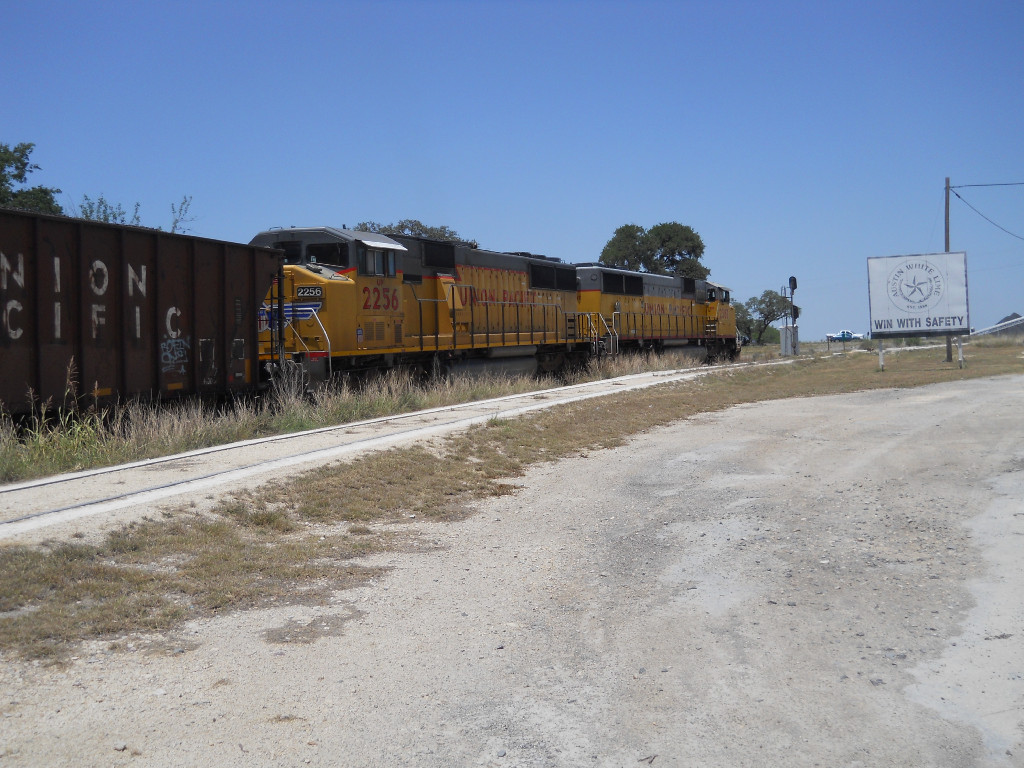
[903,275,929,299]
[887,259,944,313]
[897,269,935,305]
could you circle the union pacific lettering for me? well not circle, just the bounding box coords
[476,288,502,303]
[502,289,537,304]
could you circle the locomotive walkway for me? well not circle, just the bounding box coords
[0,360,783,543]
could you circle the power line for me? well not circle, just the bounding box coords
[950,181,1024,189]
[950,188,1024,242]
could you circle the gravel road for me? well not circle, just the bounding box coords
[2,374,1022,767]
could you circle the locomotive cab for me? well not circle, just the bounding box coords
[706,284,730,304]
[251,227,408,381]
[704,281,738,360]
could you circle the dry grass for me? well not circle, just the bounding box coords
[0,367,547,484]
[0,346,706,484]
[0,512,387,660]
[0,344,1020,660]
[967,334,1024,348]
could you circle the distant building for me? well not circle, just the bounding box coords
[973,313,1024,337]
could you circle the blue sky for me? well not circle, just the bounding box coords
[4,0,1023,339]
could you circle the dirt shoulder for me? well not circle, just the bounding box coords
[2,375,1022,767]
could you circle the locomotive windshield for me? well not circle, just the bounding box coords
[268,240,349,267]
[307,242,348,267]
[275,241,303,264]
[706,284,731,303]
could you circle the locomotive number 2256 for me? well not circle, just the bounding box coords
[362,286,399,311]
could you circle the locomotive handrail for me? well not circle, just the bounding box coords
[281,316,315,355]
[266,279,317,359]
[603,312,618,354]
[614,309,720,342]
[309,310,333,375]
[275,268,286,368]
[409,285,446,352]
[571,312,617,356]
[449,281,574,349]
[405,282,636,360]
[423,295,446,352]
[276,307,334,374]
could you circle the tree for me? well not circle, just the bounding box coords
[0,142,63,214]
[646,222,708,278]
[745,290,792,345]
[733,300,754,341]
[599,224,651,271]
[4,142,195,231]
[356,219,477,247]
[79,194,141,225]
[77,192,193,232]
[170,195,194,234]
[599,222,709,277]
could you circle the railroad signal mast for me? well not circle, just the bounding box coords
[781,275,799,355]
[782,275,799,324]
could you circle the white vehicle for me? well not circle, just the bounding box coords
[826,329,864,342]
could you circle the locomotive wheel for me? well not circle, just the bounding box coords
[536,350,567,374]
[430,355,452,380]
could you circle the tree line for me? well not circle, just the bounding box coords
[0,142,193,233]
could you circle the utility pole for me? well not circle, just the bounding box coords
[945,177,950,251]
[944,177,953,362]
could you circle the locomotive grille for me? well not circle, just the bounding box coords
[363,322,387,342]
[394,323,403,344]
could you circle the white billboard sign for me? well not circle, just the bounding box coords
[867,252,969,338]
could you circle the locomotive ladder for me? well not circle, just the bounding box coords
[574,312,617,357]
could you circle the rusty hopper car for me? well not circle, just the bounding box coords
[0,208,281,414]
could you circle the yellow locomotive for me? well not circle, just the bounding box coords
[576,264,738,359]
[252,226,738,381]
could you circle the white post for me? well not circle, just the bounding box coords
[878,338,884,371]
[957,337,964,369]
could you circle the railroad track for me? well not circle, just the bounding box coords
[0,360,781,540]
